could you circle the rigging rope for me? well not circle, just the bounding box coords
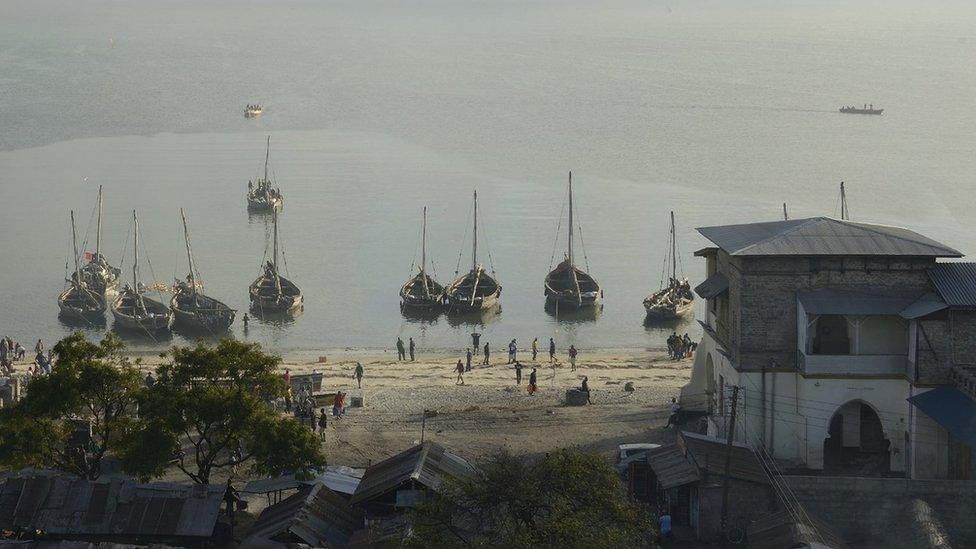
[453,200,472,275]
[548,200,566,271]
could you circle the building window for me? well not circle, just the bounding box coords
[811,315,851,355]
[808,314,908,356]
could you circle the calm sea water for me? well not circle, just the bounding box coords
[2,0,975,352]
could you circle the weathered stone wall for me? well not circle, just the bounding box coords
[728,256,935,372]
[917,315,952,386]
[697,477,778,541]
[784,476,976,547]
[951,310,976,367]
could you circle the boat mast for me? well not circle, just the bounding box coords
[95,185,103,258]
[421,206,430,298]
[567,171,574,266]
[670,211,677,283]
[264,136,270,184]
[132,210,139,291]
[180,208,196,295]
[840,181,849,220]
[472,190,478,272]
[272,209,282,295]
[70,210,82,288]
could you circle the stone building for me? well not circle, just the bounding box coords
[680,217,976,479]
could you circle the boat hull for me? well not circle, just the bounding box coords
[57,288,107,319]
[643,299,693,321]
[445,291,499,312]
[170,294,236,332]
[247,196,283,212]
[111,294,172,332]
[545,292,600,310]
[400,273,444,310]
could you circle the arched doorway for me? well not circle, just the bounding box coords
[823,400,891,475]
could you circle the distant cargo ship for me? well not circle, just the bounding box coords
[840,104,883,115]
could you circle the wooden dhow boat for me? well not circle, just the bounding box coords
[249,210,302,314]
[544,172,601,310]
[74,185,121,294]
[246,136,283,212]
[244,104,264,118]
[400,207,444,309]
[444,191,501,312]
[170,209,236,332]
[111,210,172,332]
[58,210,106,319]
[643,211,694,320]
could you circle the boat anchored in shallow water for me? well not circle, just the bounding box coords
[244,104,263,118]
[643,211,694,321]
[170,209,236,332]
[58,210,106,320]
[249,210,303,314]
[111,210,172,333]
[544,172,601,310]
[400,206,445,310]
[74,185,121,294]
[839,104,883,115]
[444,191,501,313]
[247,136,283,212]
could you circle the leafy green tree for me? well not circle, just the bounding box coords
[0,333,143,480]
[123,339,325,484]
[407,450,655,548]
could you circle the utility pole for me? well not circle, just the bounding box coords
[719,385,740,547]
[421,409,428,444]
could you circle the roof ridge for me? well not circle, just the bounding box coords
[411,442,432,480]
[732,217,822,255]
[833,218,958,254]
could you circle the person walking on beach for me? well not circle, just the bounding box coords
[34,339,44,357]
[528,368,538,395]
[318,408,328,438]
[483,342,490,365]
[568,345,578,371]
[514,361,523,384]
[471,331,481,350]
[581,376,592,404]
[455,359,465,385]
[354,362,364,388]
[465,348,472,372]
[396,337,406,361]
[508,339,517,364]
[409,337,416,361]
[532,338,538,361]
[333,391,345,419]
[549,337,556,362]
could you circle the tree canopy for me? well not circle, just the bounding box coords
[0,333,143,480]
[123,339,325,484]
[407,449,655,548]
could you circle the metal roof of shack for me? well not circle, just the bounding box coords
[929,262,976,307]
[349,443,476,506]
[697,217,961,258]
[0,476,224,540]
[246,483,363,548]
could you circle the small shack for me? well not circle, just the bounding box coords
[0,475,225,546]
[244,483,363,548]
[349,442,476,517]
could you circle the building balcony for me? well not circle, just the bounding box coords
[799,351,907,377]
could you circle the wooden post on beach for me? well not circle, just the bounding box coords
[421,409,428,444]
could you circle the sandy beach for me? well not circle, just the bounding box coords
[135,347,693,468]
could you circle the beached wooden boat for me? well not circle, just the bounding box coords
[643,211,694,320]
[249,211,303,314]
[74,185,121,294]
[445,191,501,312]
[111,211,172,332]
[246,136,283,212]
[544,172,601,310]
[58,210,106,319]
[170,209,235,332]
[400,207,444,309]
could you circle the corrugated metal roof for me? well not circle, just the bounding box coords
[243,465,364,497]
[797,288,922,316]
[350,443,476,506]
[644,445,700,489]
[908,387,976,448]
[694,272,729,299]
[679,432,768,484]
[246,484,363,548]
[929,263,976,307]
[697,217,962,257]
[0,476,223,540]
[747,507,848,549]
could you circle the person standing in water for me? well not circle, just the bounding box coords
[471,331,481,350]
[409,337,416,361]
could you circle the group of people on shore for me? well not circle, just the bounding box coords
[1,337,54,378]
[667,332,695,360]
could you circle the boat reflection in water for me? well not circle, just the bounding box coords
[58,312,106,332]
[400,304,443,323]
[545,300,603,323]
[445,305,500,328]
[250,306,304,326]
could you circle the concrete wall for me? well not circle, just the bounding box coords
[697,478,778,541]
[785,476,976,547]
